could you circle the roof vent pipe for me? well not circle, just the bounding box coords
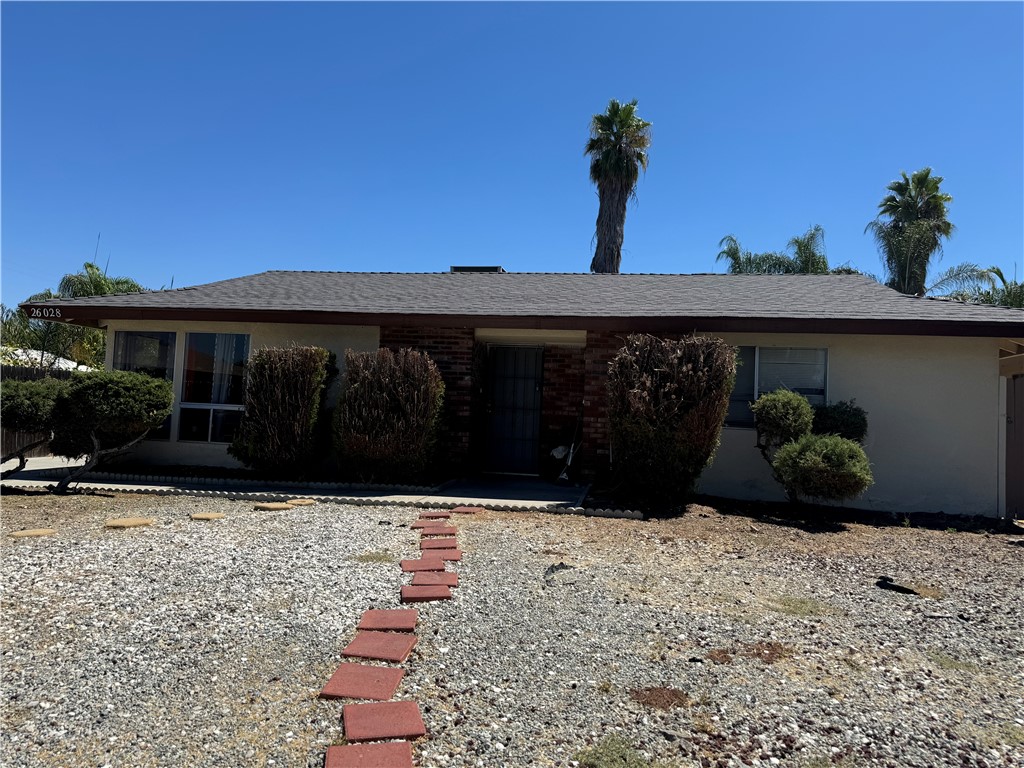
[449,266,507,273]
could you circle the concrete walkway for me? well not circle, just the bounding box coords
[1,457,590,511]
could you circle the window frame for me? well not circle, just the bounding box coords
[725,345,829,429]
[177,332,250,444]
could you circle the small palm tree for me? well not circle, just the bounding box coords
[947,266,1024,308]
[716,235,794,274]
[58,261,145,298]
[787,225,830,274]
[868,167,955,295]
[586,99,652,274]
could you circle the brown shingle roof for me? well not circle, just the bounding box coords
[21,271,1024,337]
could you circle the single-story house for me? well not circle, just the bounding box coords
[21,269,1024,518]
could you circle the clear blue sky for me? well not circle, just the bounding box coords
[2,1,1022,308]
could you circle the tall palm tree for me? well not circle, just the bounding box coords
[868,167,955,296]
[586,99,652,274]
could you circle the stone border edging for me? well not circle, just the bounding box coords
[26,467,437,494]
[1,481,643,519]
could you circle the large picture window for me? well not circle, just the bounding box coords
[726,346,828,428]
[113,331,176,440]
[178,333,249,443]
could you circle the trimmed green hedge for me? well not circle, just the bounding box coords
[812,399,869,443]
[773,433,873,502]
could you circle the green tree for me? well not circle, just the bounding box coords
[586,99,652,274]
[4,261,148,369]
[58,261,145,298]
[716,226,852,275]
[866,167,955,296]
[49,370,173,493]
[948,266,1024,308]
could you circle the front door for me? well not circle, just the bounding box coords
[486,346,543,474]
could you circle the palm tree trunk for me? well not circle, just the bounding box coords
[591,181,628,273]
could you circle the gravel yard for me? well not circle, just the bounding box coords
[2,491,1022,768]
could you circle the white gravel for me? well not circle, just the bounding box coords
[2,493,1023,768]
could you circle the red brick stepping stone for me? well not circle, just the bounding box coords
[357,608,419,632]
[325,741,414,768]
[343,700,426,742]
[419,510,451,519]
[319,663,404,701]
[410,520,435,529]
[432,549,463,561]
[400,557,445,572]
[341,631,418,663]
[451,505,484,514]
[420,537,458,550]
[401,584,453,603]
[419,525,458,536]
[412,571,459,588]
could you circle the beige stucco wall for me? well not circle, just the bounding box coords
[698,333,1004,517]
[102,319,379,467]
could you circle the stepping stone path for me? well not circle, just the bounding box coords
[10,528,57,538]
[104,517,155,528]
[190,512,225,521]
[316,505,470,767]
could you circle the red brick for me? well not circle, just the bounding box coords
[451,505,484,515]
[432,549,463,561]
[400,557,446,572]
[319,663,404,701]
[343,700,426,742]
[341,631,418,663]
[420,537,458,550]
[411,571,459,588]
[419,525,458,536]
[357,609,419,632]
[410,519,435,529]
[325,742,414,768]
[419,511,451,519]
[401,585,453,602]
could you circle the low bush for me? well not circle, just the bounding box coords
[229,345,330,476]
[607,333,736,512]
[773,433,873,502]
[0,377,69,477]
[48,370,173,493]
[334,347,445,483]
[812,399,868,443]
[751,389,814,463]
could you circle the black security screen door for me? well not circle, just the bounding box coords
[486,346,543,474]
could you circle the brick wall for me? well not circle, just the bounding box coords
[580,330,629,477]
[540,345,585,476]
[379,326,475,472]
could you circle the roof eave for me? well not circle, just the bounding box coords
[16,302,1023,338]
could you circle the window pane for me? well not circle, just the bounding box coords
[113,331,175,380]
[183,333,249,405]
[211,409,243,443]
[758,347,827,405]
[726,346,756,427]
[113,331,175,439]
[178,407,211,442]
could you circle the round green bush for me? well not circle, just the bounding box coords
[751,389,813,452]
[773,433,874,502]
[0,377,68,434]
[812,399,868,443]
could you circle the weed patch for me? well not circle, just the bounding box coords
[351,551,393,564]
[707,641,794,665]
[769,595,833,616]
[574,734,675,768]
[925,650,979,673]
[629,686,691,710]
